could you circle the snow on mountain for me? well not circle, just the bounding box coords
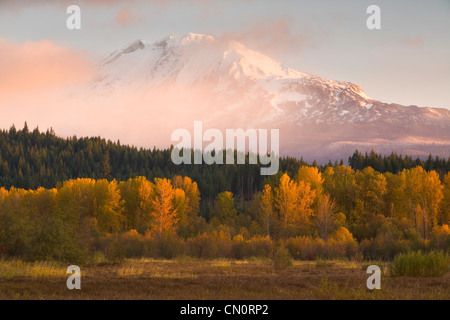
[79,33,450,162]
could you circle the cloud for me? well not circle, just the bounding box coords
[0,0,183,10]
[115,7,135,26]
[0,38,95,99]
[216,18,312,63]
[402,36,423,48]
[0,38,98,141]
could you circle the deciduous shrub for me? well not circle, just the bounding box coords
[390,251,448,277]
[327,227,358,259]
[246,235,272,259]
[186,231,232,259]
[273,245,292,270]
[431,225,450,252]
[285,236,326,260]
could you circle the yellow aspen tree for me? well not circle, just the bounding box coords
[0,187,8,204]
[212,191,237,228]
[273,173,316,236]
[294,180,315,229]
[119,177,154,232]
[260,184,274,237]
[404,167,423,231]
[171,176,200,216]
[95,179,124,233]
[274,173,298,229]
[151,178,179,237]
[296,166,323,198]
[355,167,387,219]
[323,165,356,219]
[404,167,443,239]
[171,176,201,237]
[441,173,450,225]
[315,194,337,239]
[384,172,408,219]
[136,178,154,230]
[57,179,96,221]
[172,187,187,226]
[420,170,443,238]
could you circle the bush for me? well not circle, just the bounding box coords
[285,229,358,261]
[96,235,126,264]
[402,229,427,251]
[231,234,246,259]
[390,251,449,277]
[156,234,185,259]
[246,235,272,259]
[120,229,147,258]
[90,251,107,265]
[273,245,292,271]
[327,227,358,259]
[431,225,450,252]
[186,231,232,259]
[286,236,325,260]
[359,225,412,261]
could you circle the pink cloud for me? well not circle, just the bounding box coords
[0,39,95,99]
[402,36,423,48]
[217,18,311,62]
[115,7,135,26]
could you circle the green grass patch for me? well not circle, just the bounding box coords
[389,251,449,277]
[0,259,67,278]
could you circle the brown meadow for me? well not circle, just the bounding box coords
[0,258,448,300]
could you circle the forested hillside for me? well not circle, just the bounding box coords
[348,150,450,177]
[0,123,310,201]
[1,123,449,199]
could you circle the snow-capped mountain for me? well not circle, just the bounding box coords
[83,33,450,162]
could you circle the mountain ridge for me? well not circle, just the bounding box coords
[79,33,450,162]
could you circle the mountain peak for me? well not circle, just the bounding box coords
[156,33,216,46]
[100,39,148,66]
[183,32,215,41]
[345,83,371,100]
[80,33,450,162]
[123,39,147,53]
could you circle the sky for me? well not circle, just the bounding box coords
[0,0,449,111]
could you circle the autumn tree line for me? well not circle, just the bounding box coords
[0,164,449,264]
[0,124,449,264]
[348,149,450,177]
[2,124,450,203]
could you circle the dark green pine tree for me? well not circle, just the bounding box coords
[102,149,111,179]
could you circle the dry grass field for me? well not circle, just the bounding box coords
[0,258,448,300]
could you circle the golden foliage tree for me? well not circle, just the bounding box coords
[151,178,179,237]
[296,166,323,198]
[274,173,299,229]
[260,184,274,237]
[323,165,356,218]
[384,172,408,219]
[355,167,387,220]
[315,194,337,239]
[94,179,124,233]
[212,191,237,229]
[273,173,315,237]
[404,167,443,239]
[171,176,201,237]
[119,177,154,232]
[441,173,450,225]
